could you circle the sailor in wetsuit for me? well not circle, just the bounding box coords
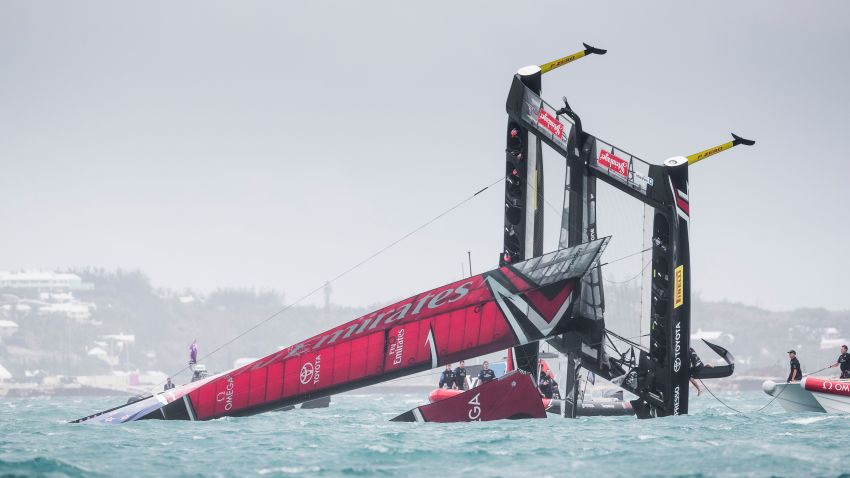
[164,377,175,391]
[438,364,455,389]
[477,361,496,386]
[453,361,468,390]
[829,345,850,379]
[538,372,553,398]
[688,347,706,396]
[787,350,802,383]
[550,377,561,399]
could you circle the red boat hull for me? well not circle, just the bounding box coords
[392,371,546,422]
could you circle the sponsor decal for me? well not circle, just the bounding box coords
[299,363,313,384]
[674,321,681,372]
[537,108,566,140]
[523,94,543,126]
[674,265,684,309]
[468,393,482,421]
[547,54,579,70]
[598,150,629,179]
[216,376,235,411]
[634,171,654,187]
[299,355,322,385]
[693,145,725,162]
[822,380,850,393]
[673,357,682,373]
[805,377,850,396]
[388,329,406,366]
[673,385,680,415]
[282,281,473,360]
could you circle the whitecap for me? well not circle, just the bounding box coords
[784,415,832,425]
[365,444,389,453]
[257,466,321,475]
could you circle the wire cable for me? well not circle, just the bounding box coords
[699,366,832,415]
[158,175,506,389]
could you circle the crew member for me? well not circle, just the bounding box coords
[688,347,706,396]
[189,339,198,368]
[477,361,496,385]
[787,350,802,383]
[164,377,175,391]
[453,361,468,390]
[829,345,850,379]
[438,364,455,389]
[550,377,561,399]
[538,372,553,398]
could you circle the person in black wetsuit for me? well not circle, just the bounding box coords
[829,345,850,379]
[787,350,802,383]
[550,377,560,399]
[453,361,468,390]
[164,377,175,391]
[688,347,709,396]
[477,361,496,386]
[438,364,455,389]
[538,372,553,398]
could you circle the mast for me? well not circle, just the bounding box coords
[557,98,606,417]
[502,66,544,377]
[502,44,607,379]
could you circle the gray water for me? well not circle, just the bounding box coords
[0,391,845,477]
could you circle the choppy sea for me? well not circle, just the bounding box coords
[0,391,845,477]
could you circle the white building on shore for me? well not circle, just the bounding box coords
[0,271,94,291]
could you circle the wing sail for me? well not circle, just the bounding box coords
[73,238,608,424]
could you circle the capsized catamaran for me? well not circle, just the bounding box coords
[73,42,753,425]
[73,239,608,423]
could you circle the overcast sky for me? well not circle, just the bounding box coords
[2,1,849,311]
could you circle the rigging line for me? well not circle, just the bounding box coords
[158,175,507,388]
[584,332,649,351]
[698,379,744,414]
[606,329,648,352]
[639,205,648,350]
[699,366,832,415]
[597,247,652,268]
[603,259,651,285]
[524,169,562,219]
[749,365,832,413]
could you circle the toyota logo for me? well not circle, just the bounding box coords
[299,362,314,384]
[673,357,682,373]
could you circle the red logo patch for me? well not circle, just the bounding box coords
[537,108,565,139]
[598,150,629,178]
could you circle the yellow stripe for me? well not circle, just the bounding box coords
[686,141,734,165]
[673,265,684,309]
[540,50,587,74]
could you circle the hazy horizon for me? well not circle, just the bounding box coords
[3,1,849,312]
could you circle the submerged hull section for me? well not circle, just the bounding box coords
[391,371,546,422]
[73,239,607,424]
[762,380,825,413]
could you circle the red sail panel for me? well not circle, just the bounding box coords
[186,238,606,420]
[74,238,607,424]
